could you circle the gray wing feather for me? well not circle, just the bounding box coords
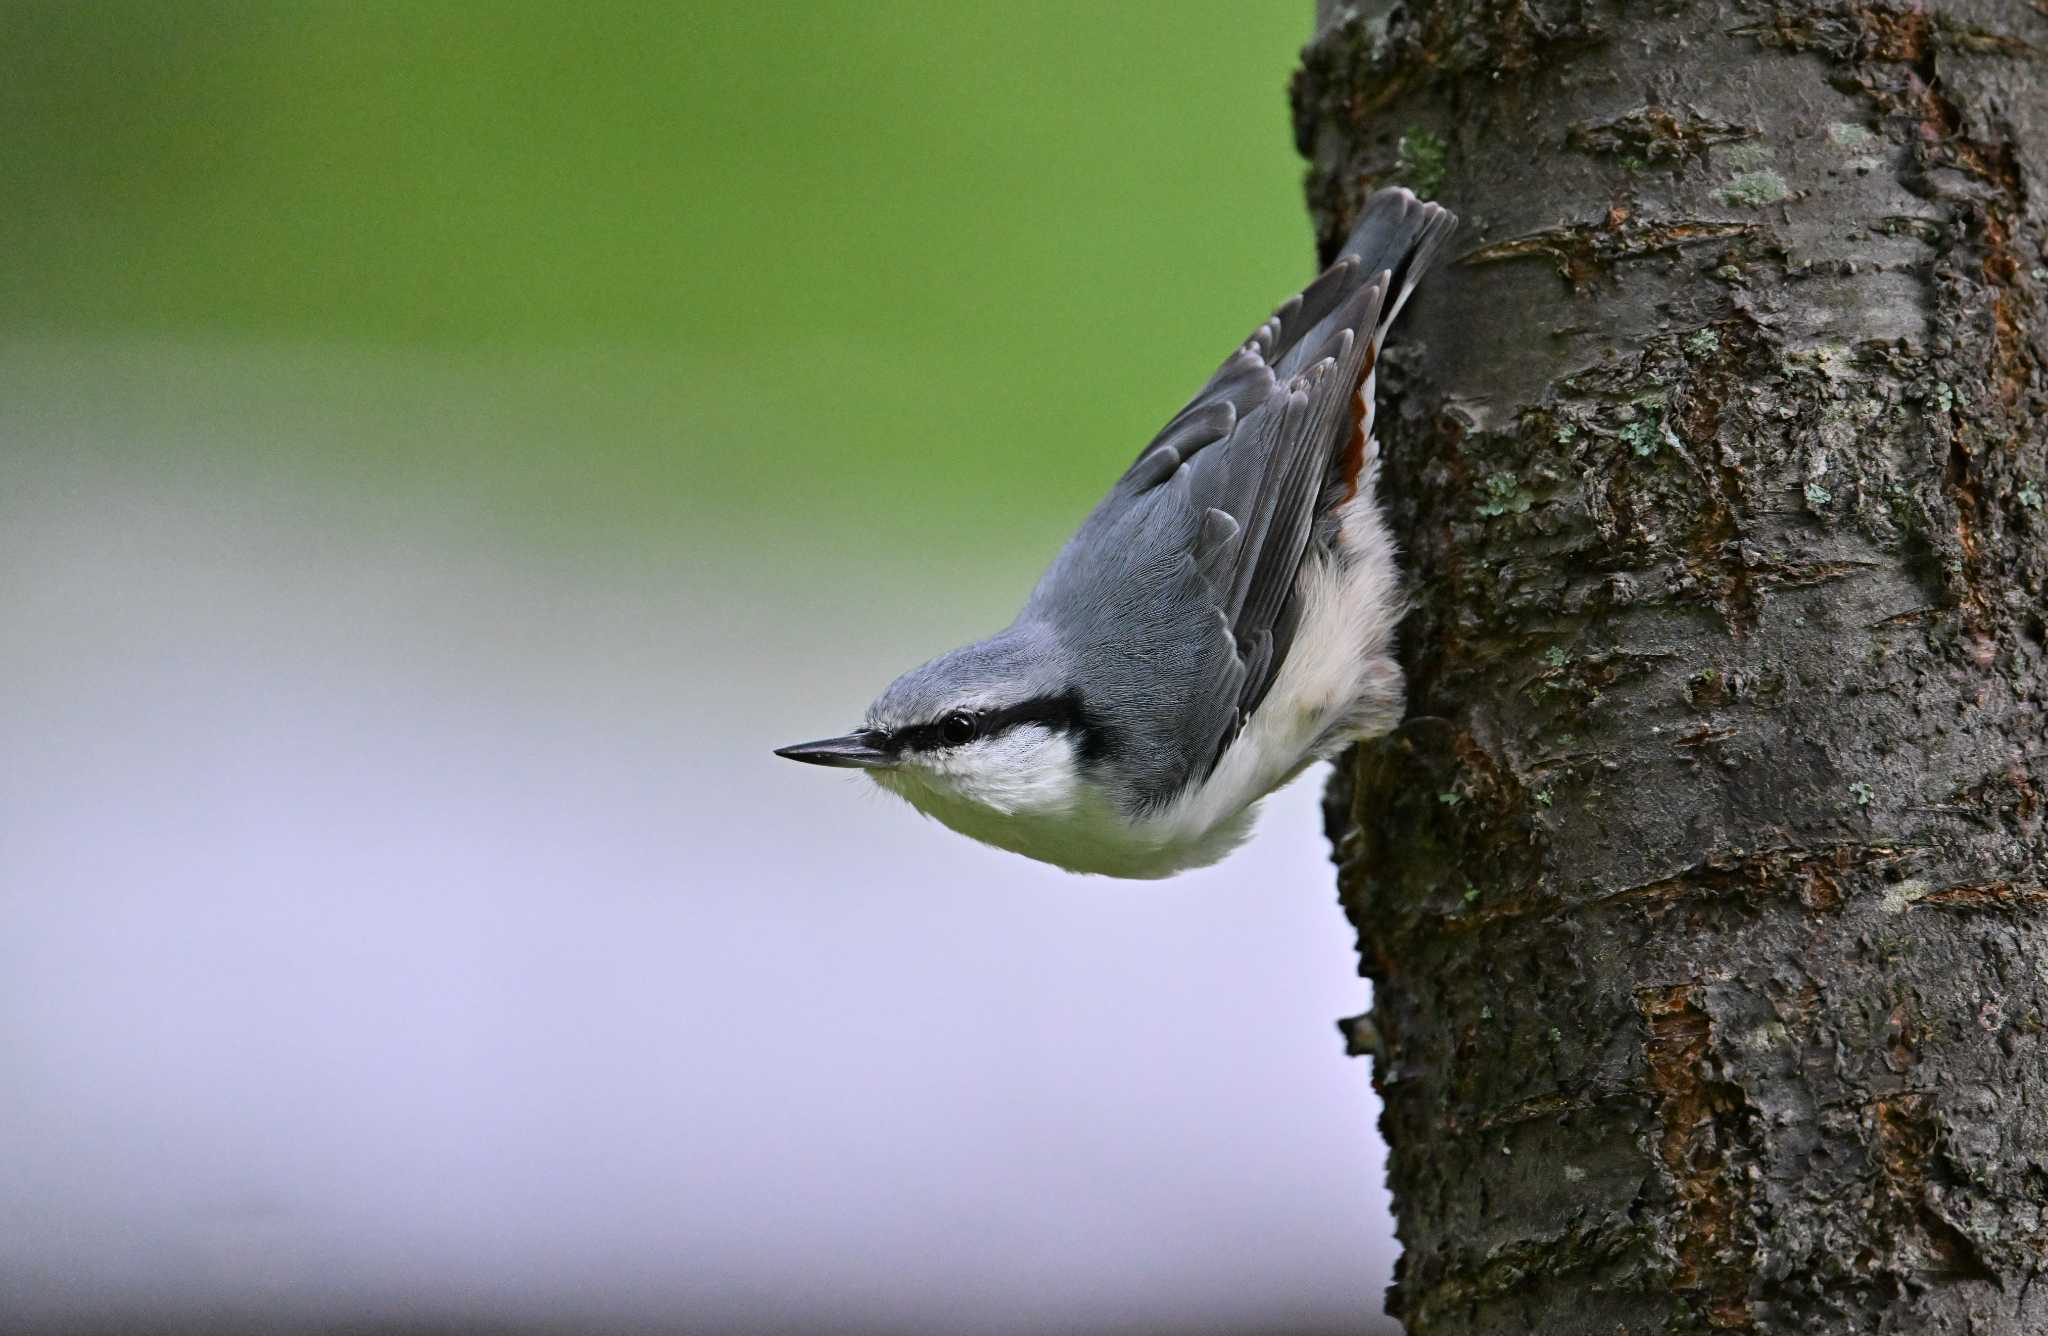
[1026,188,1456,806]
[1178,274,1391,767]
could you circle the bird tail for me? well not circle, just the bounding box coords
[1335,187,1458,343]
[1270,188,1456,384]
[1300,189,1457,508]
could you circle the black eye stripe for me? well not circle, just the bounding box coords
[884,691,1111,761]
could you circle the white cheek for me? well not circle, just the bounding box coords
[904,725,1079,816]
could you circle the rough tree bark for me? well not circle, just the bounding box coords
[1296,2,2048,1331]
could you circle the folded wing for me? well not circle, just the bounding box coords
[1028,189,1457,806]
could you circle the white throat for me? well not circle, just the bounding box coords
[867,723,1258,880]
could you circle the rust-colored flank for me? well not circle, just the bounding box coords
[1336,343,1379,504]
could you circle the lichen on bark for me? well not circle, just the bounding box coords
[1302,2,2048,1332]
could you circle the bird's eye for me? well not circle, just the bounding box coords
[939,711,979,746]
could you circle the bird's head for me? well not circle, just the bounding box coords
[775,625,1106,822]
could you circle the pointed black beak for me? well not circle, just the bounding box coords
[774,730,895,769]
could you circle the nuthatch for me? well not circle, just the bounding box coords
[779,189,1457,877]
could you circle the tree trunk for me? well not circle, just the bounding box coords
[1296,1,2048,1331]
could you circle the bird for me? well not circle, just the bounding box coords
[776,188,1457,878]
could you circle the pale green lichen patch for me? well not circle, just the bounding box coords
[1806,481,1833,507]
[2019,482,2043,511]
[1397,128,1448,198]
[1881,878,1932,914]
[1718,169,1790,208]
[1684,328,1721,358]
[1720,140,1775,170]
[1616,398,1680,457]
[1476,471,1534,517]
[1826,121,1875,150]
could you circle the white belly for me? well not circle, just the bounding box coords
[1125,480,1406,873]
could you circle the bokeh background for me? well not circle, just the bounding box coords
[1,3,1400,1332]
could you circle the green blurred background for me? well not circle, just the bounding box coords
[2,5,1404,1333]
[4,0,1311,561]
